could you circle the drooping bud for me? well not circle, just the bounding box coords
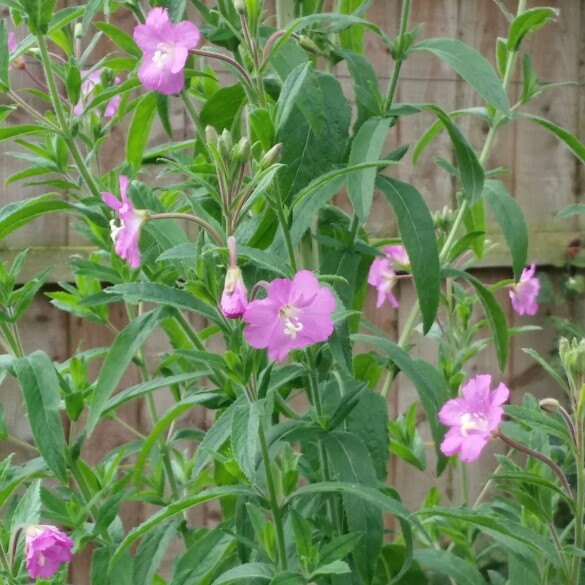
[221,236,248,319]
[260,143,282,168]
[539,398,560,413]
[233,0,246,14]
[235,137,251,163]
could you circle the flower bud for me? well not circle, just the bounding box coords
[221,267,249,319]
[205,125,219,146]
[260,143,282,168]
[233,0,246,14]
[218,128,233,158]
[297,35,320,54]
[100,67,115,87]
[560,337,585,376]
[221,236,248,319]
[74,23,83,39]
[539,398,560,413]
[25,525,74,580]
[235,137,251,163]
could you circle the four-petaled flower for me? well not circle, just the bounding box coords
[221,236,248,319]
[133,8,200,95]
[102,176,147,269]
[439,374,509,462]
[243,270,336,362]
[74,69,122,118]
[508,264,540,316]
[368,245,410,309]
[25,525,74,580]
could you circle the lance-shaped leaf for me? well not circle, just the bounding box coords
[375,176,440,333]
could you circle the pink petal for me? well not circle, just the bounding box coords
[102,191,122,211]
[459,433,490,462]
[169,45,189,74]
[174,20,200,49]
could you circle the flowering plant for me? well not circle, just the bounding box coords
[0,0,582,584]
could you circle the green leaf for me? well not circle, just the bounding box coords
[442,268,508,370]
[310,561,350,578]
[133,520,178,585]
[0,124,49,142]
[504,405,572,444]
[483,180,528,281]
[200,84,246,131]
[414,549,486,585]
[422,105,485,204]
[211,563,274,585]
[463,200,486,258]
[514,112,585,165]
[103,373,210,416]
[105,283,223,325]
[338,0,370,53]
[87,307,170,436]
[127,93,157,172]
[418,507,559,565]
[412,39,509,115]
[347,117,391,220]
[375,176,440,333]
[352,334,447,468]
[276,62,323,136]
[336,49,380,131]
[231,401,261,482]
[323,432,383,584]
[237,245,291,278]
[0,20,9,91]
[507,8,558,51]
[92,547,133,585]
[95,22,141,57]
[171,528,234,585]
[192,397,245,479]
[14,351,67,481]
[557,204,585,219]
[276,72,351,201]
[269,571,305,585]
[521,348,570,394]
[346,389,389,481]
[81,0,104,34]
[110,486,257,566]
[20,0,55,33]
[10,480,41,531]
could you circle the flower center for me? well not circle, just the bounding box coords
[280,305,303,340]
[460,412,489,435]
[152,43,174,69]
[109,219,124,244]
[38,552,45,567]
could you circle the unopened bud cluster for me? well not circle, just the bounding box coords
[205,126,251,164]
[433,205,455,233]
[559,337,585,376]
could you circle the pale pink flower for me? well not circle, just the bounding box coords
[367,245,409,309]
[25,525,74,580]
[439,374,509,462]
[221,236,248,319]
[243,270,336,362]
[508,264,540,316]
[8,32,15,53]
[74,69,122,118]
[133,8,200,95]
[102,176,147,269]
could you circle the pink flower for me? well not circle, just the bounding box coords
[243,270,336,362]
[133,8,200,95]
[25,525,74,580]
[221,236,248,319]
[439,374,510,462]
[508,264,540,316]
[74,69,122,118]
[367,245,410,309]
[8,32,15,53]
[102,176,147,269]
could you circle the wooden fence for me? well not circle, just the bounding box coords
[0,0,584,581]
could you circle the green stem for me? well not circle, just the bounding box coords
[0,322,24,358]
[174,312,206,351]
[305,349,341,532]
[384,0,411,113]
[190,48,255,94]
[149,212,225,246]
[570,419,584,584]
[258,423,288,570]
[36,34,103,200]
